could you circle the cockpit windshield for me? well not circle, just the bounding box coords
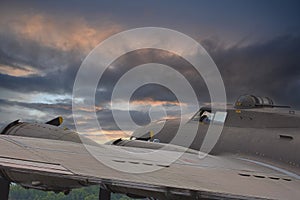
[191,109,227,124]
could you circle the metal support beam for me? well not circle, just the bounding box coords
[0,178,10,200]
[99,187,111,200]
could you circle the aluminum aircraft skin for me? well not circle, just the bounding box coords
[0,94,299,200]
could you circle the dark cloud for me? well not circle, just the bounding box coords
[1,34,299,133]
[0,30,82,94]
[0,12,121,95]
[206,35,300,108]
[95,49,210,105]
[94,35,300,109]
[0,1,299,143]
[96,109,150,131]
[0,99,71,114]
[0,98,73,125]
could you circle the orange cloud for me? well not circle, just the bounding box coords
[160,116,179,120]
[131,98,186,107]
[81,129,132,143]
[0,64,42,77]
[74,105,104,112]
[6,14,123,52]
[39,104,71,111]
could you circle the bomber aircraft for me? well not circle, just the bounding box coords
[0,94,299,199]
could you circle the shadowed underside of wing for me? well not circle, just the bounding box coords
[0,135,299,200]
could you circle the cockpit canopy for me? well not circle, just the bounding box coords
[234,94,274,109]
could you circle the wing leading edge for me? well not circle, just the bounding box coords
[0,134,299,200]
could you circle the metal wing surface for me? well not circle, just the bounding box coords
[0,135,299,199]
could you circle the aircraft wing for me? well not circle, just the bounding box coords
[0,134,299,200]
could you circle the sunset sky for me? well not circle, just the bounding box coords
[0,0,299,143]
